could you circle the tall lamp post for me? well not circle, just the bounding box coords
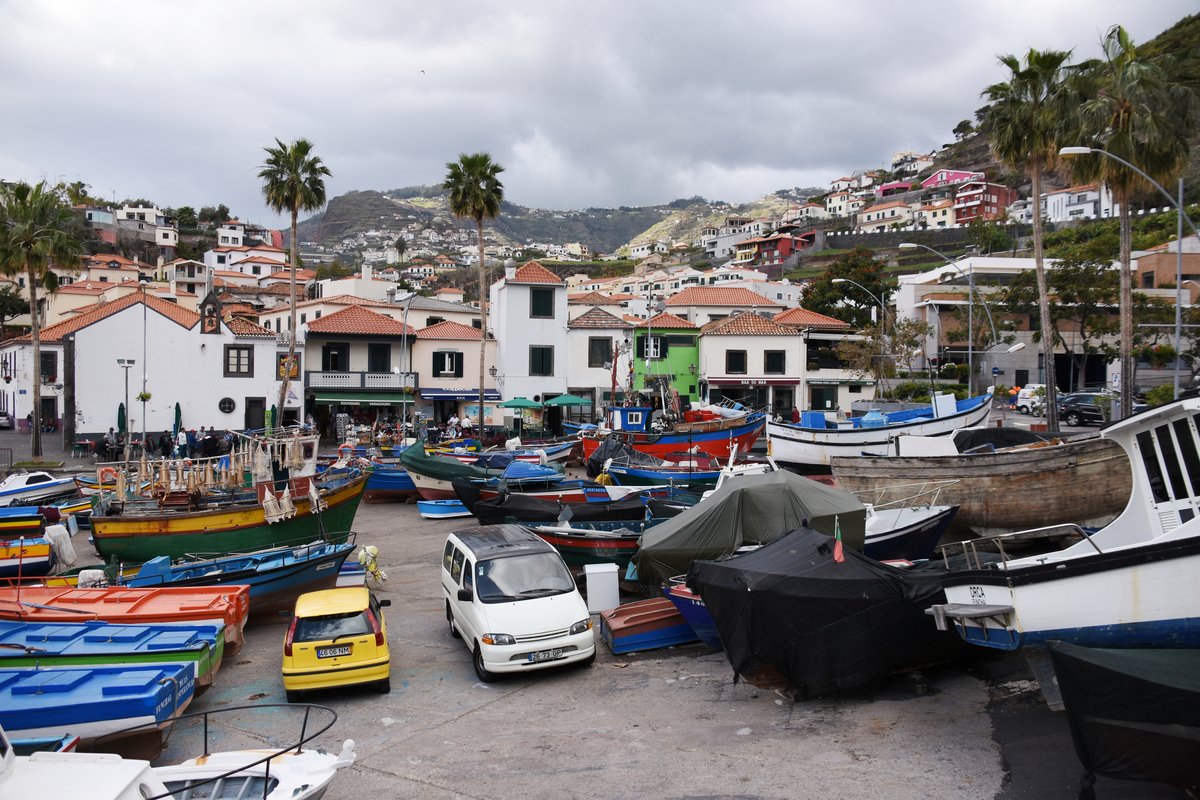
[117,358,135,472]
[1059,147,1199,400]
[140,277,149,456]
[831,278,888,388]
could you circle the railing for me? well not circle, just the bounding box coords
[305,370,417,390]
[938,523,1100,570]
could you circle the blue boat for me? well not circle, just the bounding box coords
[599,597,699,654]
[123,540,355,617]
[417,499,473,519]
[364,463,418,503]
[663,578,723,651]
[0,663,195,748]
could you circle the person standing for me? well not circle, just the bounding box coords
[790,406,801,424]
[159,431,173,459]
[176,428,187,459]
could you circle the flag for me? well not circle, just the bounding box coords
[833,515,845,563]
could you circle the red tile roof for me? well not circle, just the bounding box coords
[773,307,851,329]
[665,286,780,308]
[568,291,614,304]
[637,312,696,330]
[237,255,288,265]
[508,261,564,285]
[701,312,797,335]
[16,293,198,342]
[416,320,483,340]
[57,284,108,295]
[224,317,275,337]
[264,269,316,281]
[568,308,631,330]
[306,305,415,336]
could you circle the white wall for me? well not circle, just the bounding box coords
[490,280,568,401]
[566,326,632,400]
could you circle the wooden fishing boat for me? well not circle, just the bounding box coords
[663,577,723,651]
[417,499,473,519]
[9,732,80,755]
[362,462,418,503]
[430,438,577,464]
[0,585,250,653]
[599,597,698,654]
[399,443,508,500]
[832,433,1131,536]
[527,522,645,569]
[0,619,225,691]
[0,472,78,507]
[766,391,994,468]
[579,405,766,462]
[0,535,54,578]
[0,507,46,538]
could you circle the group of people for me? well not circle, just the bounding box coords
[99,426,233,461]
[437,413,474,441]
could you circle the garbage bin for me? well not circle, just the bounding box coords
[583,563,620,614]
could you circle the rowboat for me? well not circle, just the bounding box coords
[399,443,510,500]
[0,472,78,507]
[0,507,46,538]
[417,499,473,519]
[578,404,766,462]
[599,597,698,654]
[362,462,418,503]
[0,585,250,653]
[466,490,654,527]
[765,391,994,468]
[0,535,54,578]
[663,578,723,650]
[527,523,646,569]
[0,619,225,691]
[430,437,577,464]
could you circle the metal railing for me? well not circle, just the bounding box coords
[938,523,1101,570]
[305,370,417,390]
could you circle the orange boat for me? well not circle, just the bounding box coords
[0,585,250,653]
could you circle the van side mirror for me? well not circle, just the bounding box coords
[379,599,392,607]
[457,588,473,602]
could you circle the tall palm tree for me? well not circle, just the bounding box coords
[443,153,505,427]
[1074,26,1193,418]
[259,138,331,426]
[0,181,83,459]
[982,48,1074,431]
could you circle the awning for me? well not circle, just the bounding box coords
[420,389,502,401]
[312,391,414,406]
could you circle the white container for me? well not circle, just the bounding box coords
[583,563,620,613]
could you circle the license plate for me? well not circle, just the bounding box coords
[317,645,352,658]
[528,648,563,663]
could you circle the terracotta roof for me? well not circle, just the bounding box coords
[57,283,108,295]
[264,269,316,281]
[84,254,141,268]
[568,291,615,305]
[508,261,564,285]
[16,292,198,342]
[665,286,780,308]
[224,316,275,337]
[637,312,696,330]
[568,308,631,330]
[416,320,483,340]
[861,200,911,213]
[701,312,796,335]
[287,294,399,312]
[773,307,851,329]
[306,306,414,336]
[236,255,288,265]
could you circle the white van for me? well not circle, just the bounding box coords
[442,525,596,682]
[1015,384,1046,415]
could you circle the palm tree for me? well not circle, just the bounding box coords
[982,48,1075,431]
[258,138,331,426]
[443,153,505,427]
[1074,26,1193,418]
[0,181,83,459]
[393,237,407,264]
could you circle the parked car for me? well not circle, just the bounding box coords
[1015,384,1046,415]
[442,525,595,682]
[282,586,391,702]
[0,413,10,430]
[1045,392,1149,426]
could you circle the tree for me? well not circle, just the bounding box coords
[0,182,84,459]
[952,120,974,141]
[982,47,1075,431]
[1073,25,1195,417]
[965,217,1012,254]
[836,317,933,387]
[259,138,332,425]
[0,285,26,340]
[393,237,407,263]
[443,153,505,426]
[174,206,198,229]
[801,247,889,329]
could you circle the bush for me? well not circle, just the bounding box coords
[1145,384,1176,407]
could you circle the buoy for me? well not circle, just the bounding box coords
[97,466,118,483]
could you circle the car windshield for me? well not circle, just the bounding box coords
[293,611,371,642]
[475,552,575,603]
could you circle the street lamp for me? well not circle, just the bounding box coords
[832,277,888,388]
[116,358,135,472]
[1060,146,1200,400]
[139,277,149,457]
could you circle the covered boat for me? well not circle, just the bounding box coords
[399,443,508,500]
[689,528,965,694]
[467,489,651,527]
[579,404,766,462]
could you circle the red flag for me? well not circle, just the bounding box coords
[833,515,845,563]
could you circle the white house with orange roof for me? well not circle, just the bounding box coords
[488,261,569,410]
[772,307,873,411]
[566,307,634,414]
[915,199,956,229]
[825,191,865,218]
[1042,184,1117,222]
[314,264,399,302]
[202,243,289,274]
[831,177,854,193]
[663,286,783,326]
[567,291,626,321]
[0,292,286,437]
[857,200,915,233]
[412,320,500,426]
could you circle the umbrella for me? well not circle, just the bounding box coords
[498,397,542,409]
[543,394,589,407]
[173,402,181,437]
[117,403,126,435]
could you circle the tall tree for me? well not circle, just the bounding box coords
[0,182,84,459]
[259,138,332,426]
[982,47,1075,431]
[1073,25,1194,417]
[801,246,889,329]
[443,153,505,426]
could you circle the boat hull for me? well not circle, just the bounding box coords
[0,536,54,577]
[363,465,417,504]
[0,478,78,507]
[528,526,641,569]
[417,500,473,519]
[863,505,957,562]
[604,464,721,488]
[663,582,722,651]
[599,597,698,654]
[581,415,765,462]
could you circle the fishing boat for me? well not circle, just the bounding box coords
[0,725,174,800]
[0,535,54,578]
[663,577,723,650]
[0,585,250,653]
[417,499,473,519]
[0,663,195,754]
[831,429,1130,536]
[0,472,78,507]
[0,507,46,538]
[430,436,578,464]
[578,404,766,462]
[765,390,994,468]
[927,398,1200,665]
[399,443,509,500]
[73,475,152,497]
[9,733,79,756]
[527,522,648,569]
[362,462,418,503]
[599,597,698,655]
[40,495,93,529]
[466,489,654,527]
[0,619,225,691]
[156,738,358,800]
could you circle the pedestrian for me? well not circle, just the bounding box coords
[159,430,173,459]
[176,428,187,459]
[186,429,197,458]
[461,413,473,434]
[791,406,801,424]
[25,412,32,433]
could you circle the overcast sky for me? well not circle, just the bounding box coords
[0,1,1193,227]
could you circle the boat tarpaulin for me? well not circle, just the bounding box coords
[586,436,664,478]
[688,528,964,696]
[467,490,648,527]
[633,470,866,588]
[399,442,502,482]
[1049,642,1200,791]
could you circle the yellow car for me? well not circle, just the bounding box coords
[282,586,392,702]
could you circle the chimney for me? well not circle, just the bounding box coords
[361,264,372,281]
[504,258,517,280]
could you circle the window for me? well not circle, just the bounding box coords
[726,350,747,374]
[252,265,261,276]
[314,310,321,319]
[433,351,463,378]
[321,342,350,372]
[529,345,554,376]
[425,316,444,327]
[161,232,169,240]
[224,345,253,377]
[368,343,391,373]
[39,351,57,382]
[220,236,229,244]
[530,287,555,318]
[299,313,306,324]
[764,351,785,374]
[637,335,663,359]
[588,337,612,368]
[472,319,481,329]
[217,255,226,264]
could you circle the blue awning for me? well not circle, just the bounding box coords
[420,389,502,401]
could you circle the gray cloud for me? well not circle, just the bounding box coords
[0,1,1193,227]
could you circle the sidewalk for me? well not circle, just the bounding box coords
[0,428,90,471]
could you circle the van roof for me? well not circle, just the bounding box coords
[450,524,554,559]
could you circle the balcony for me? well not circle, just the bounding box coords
[305,370,418,390]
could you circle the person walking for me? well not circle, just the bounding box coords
[176,428,187,459]
[159,431,173,459]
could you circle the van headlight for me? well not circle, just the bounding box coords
[569,619,593,635]
[482,633,515,645]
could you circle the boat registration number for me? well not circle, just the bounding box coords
[528,648,563,663]
[317,645,352,658]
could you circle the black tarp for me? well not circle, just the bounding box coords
[468,491,650,526]
[951,427,1058,452]
[688,528,966,696]
[585,436,664,478]
[1049,642,1200,792]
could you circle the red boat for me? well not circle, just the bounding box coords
[578,406,766,461]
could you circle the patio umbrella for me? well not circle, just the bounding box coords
[117,403,126,435]
[543,394,589,407]
[173,402,181,437]
[498,397,542,409]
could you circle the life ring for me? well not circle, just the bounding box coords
[97,466,118,483]
[338,443,354,458]
[182,459,193,469]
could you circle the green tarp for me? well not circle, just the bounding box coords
[634,470,867,588]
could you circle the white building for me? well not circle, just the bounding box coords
[566,307,633,415]
[488,261,569,403]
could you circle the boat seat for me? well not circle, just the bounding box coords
[925,603,1014,631]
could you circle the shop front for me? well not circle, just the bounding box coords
[419,388,502,427]
[309,390,416,439]
[706,378,798,417]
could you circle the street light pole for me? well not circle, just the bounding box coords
[117,358,135,475]
[832,277,888,389]
[1061,147,1199,400]
[140,278,148,457]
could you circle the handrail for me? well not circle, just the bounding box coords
[850,479,959,511]
[939,523,1100,569]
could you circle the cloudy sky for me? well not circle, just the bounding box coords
[0,1,1193,227]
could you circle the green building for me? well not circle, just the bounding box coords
[632,312,700,407]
